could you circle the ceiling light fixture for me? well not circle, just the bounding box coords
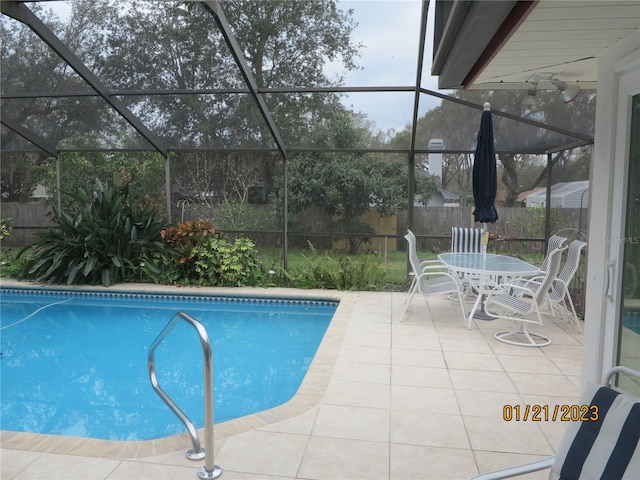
[552,78,581,103]
[521,78,539,111]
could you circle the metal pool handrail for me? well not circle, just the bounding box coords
[148,311,222,480]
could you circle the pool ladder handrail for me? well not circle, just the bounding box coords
[148,311,222,480]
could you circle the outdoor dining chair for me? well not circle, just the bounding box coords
[509,239,587,333]
[484,245,567,347]
[540,234,568,273]
[450,226,486,296]
[451,226,484,254]
[404,229,445,301]
[471,365,640,480]
[401,231,466,323]
[547,239,587,332]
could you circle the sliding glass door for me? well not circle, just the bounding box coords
[618,93,640,394]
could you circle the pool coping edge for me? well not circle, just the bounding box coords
[0,281,353,460]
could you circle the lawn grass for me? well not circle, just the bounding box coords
[1,243,547,292]
[255,245,547,291]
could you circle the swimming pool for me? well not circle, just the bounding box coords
[0,287,337,441]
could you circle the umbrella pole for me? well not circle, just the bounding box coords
[473,224,494,321]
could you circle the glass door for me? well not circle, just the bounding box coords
[618,94,640,394]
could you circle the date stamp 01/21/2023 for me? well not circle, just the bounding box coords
[503,404,599,422]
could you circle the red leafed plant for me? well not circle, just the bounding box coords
[161,219,219,265]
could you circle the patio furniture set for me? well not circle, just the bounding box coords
[402,228,587,347]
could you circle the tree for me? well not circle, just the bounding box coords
[34,146,166,214]
[396,89,596,205]
[283,112,437,253]
[0,153,51,202]
[97,0,362,198]
[1,2,115,151]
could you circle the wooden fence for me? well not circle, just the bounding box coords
[400,206,589,239]
[1,201,588,252]
[1,202,53,247]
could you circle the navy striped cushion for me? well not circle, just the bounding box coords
[550,383,640,480]
[451,227,483,253]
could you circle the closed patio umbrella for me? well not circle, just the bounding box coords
[472,103,499,224]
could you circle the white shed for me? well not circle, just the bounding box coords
[419,187,460,207]
[525,181,589,208]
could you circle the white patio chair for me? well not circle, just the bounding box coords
[540,234,568,273]
[450,227,486,295]
[451,227,485,254]
[471,365,640,480]
[547,239,587,332]
[401,231,466,323]
[509,239,586,333]
[484,245,566,347]
[404,229,443,301]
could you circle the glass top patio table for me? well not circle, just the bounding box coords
[437,253,540,277]
[437,253,540,328]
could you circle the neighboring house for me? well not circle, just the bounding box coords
[517,188,543,207]
[29,184,48,199]
[525,181,589,208]
[431,0,640,386]
[420,187,460,207]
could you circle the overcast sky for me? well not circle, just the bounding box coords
[334,0,443,134]
[46,0,441,134]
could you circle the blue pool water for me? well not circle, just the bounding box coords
[623,308,640,334]
[0,288,336,441]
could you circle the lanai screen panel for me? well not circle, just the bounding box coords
[262,91,416,148]
[414,91,592,153]
[2,95,161,151]
[118,93,277,150]
[1,0,594,157]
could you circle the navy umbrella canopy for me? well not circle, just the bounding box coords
[472,103,499,224]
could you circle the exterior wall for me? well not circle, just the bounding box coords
[525,185,590,208]
[427,192,446,207]
[583,30,640,385]
[564,190,590,209]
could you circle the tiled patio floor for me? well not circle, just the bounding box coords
[1,286,584,480]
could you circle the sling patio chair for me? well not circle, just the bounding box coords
[509,239,587,333]
[404,229,445,301]
[451,226,485,254]
[471,365,640,480]
[450,226,487,296]
[546,239,587,332]
[401,231,466,323]
[484,245,567,347]
[540,234,568,273]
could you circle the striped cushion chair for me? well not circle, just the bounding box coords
[451,227,484,254]
[471,366,640,480]
[450,227,486,295]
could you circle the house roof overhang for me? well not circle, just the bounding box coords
[432,0,640,91]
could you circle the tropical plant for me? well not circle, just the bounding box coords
[160,219,220,280]
[19,177,166,286]
[192,236,264,286]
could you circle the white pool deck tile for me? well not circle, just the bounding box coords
[0,283,585,480]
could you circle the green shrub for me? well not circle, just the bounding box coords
[0,218,12,241]
[18,177,166,286]
[161,219,219,279]
[281,245,385,290]
[192,236,264,286]
[0,248,26,278]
